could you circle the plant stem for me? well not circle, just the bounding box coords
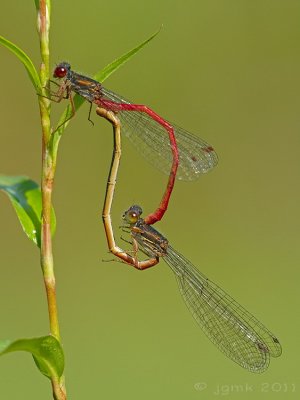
[41,165,60,339]
[52,378,67,400]
[38,0,60,342]
[37,1,66,398]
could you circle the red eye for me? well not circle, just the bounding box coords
[53,66,67,78]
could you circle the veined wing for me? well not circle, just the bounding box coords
[164,245,281,372]
[101,87,218,181]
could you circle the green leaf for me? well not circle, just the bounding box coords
[0,175,56,247]
[0,335,64,379]
[54,28,161,135]
[0,35,41,89]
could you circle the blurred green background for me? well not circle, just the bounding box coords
[1,0,299,399]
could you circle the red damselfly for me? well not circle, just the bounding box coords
[51,62,218,224]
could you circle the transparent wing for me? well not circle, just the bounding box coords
[101,87,218,181]
[164,245,281,372]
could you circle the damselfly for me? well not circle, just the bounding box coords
[51,62,218,224]
[117,204,282,373]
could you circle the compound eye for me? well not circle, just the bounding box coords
[124,210,138,224]
[123,205,143,223]
[53,66,67,78]
[129,211,138,222]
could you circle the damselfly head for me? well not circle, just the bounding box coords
[53,62,71,79]
[123,205,143,224]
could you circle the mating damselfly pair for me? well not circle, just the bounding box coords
[50,62,281,372]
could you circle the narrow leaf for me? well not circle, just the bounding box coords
[0,335,64,379]
[0,175,56,247]
[0,35,41,89]
[54,28,161,135]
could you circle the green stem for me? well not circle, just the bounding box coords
[37,1,66,398]
[38,0,60,342]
